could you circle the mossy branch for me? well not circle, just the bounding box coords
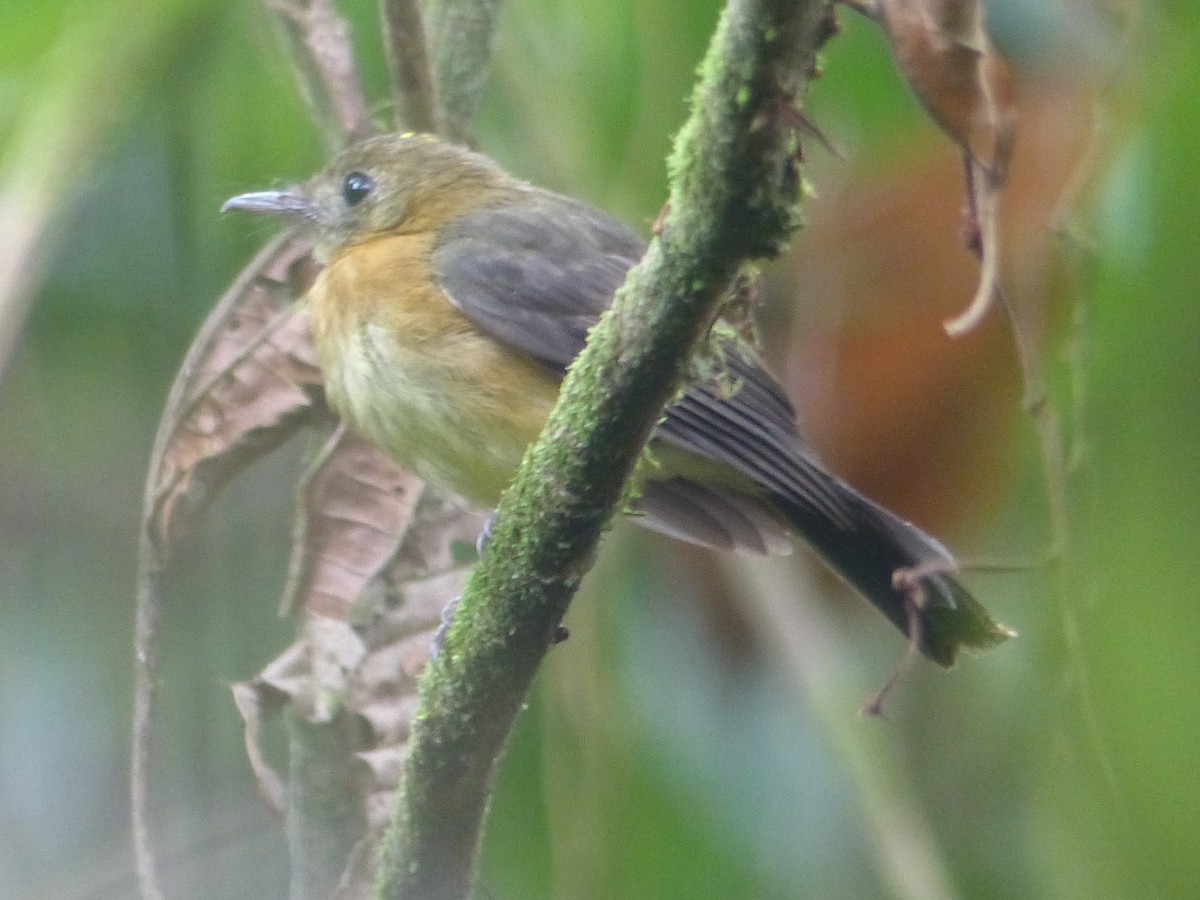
[376,1,834,897]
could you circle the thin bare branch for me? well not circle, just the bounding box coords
[285,699,372,900]
[268,0,374,149]
[131,555,167,900]
[232,494,484,897]
[378,0,443,134]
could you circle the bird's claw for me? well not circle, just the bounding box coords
[476,514,497,559]
[431,594,462,659]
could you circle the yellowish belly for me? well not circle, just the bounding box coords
[309,235,560,509]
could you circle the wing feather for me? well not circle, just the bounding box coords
[432,196,639,368]
[431,195,858,540]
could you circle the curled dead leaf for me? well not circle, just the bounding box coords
[857,0,1018,335]
[943,156,1004,335]
[282,423,428,620]
[875,0,1016,183]
[142,231,325,562]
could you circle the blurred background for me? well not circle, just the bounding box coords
[2,0,1196,898]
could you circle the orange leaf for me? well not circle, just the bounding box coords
[876,0,1016,183]
[867,0,1018,334]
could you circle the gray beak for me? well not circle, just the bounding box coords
[221,189,311,217]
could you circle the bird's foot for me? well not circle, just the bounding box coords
[476,514,497,559]
[431,594,461,659]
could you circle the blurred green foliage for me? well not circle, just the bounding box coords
[1,1,1197,898]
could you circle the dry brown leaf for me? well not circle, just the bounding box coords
[234,488,484,799]
[233,491,483,895]
[869,0,1018,335]
[875,0,1016,181]
[282,423,428,619]
[143,231,325,561]
[944,152,1004,335]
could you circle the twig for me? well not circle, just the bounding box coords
[131,556,167,900]
[1041,97,1122,800]
[285,703,370,900]
[862,565,931,715]
[378,0,442,134]
[375,1,834,897]
[268,0,373,149]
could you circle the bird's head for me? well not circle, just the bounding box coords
[223,132,517,262]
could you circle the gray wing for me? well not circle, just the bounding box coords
[431,194,642,369]
[430,194,856,550]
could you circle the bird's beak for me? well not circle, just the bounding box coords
[221,189,311,217]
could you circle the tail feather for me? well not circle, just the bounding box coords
[772,488,1012,667]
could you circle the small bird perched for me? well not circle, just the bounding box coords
[224,132,1009,666]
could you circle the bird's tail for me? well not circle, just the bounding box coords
[772,487,1012,667]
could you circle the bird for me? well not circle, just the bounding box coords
[223,131,1010,666]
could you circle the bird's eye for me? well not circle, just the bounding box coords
[342,171,375,207]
